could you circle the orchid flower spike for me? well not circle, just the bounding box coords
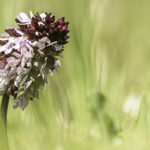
[0,11,69,110]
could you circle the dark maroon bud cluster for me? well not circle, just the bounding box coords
[15,13,69,45]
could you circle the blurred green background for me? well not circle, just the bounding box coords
[1,0,150,149]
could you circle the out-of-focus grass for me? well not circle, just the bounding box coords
[1,0,150,149]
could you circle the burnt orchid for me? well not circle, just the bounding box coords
[0,11,69,110]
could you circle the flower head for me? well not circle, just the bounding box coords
[0,11,69,110]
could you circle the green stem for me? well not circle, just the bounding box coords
[0,94,10,150]
[1,94,10,125]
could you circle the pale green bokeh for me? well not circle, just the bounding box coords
[0,0,150,149]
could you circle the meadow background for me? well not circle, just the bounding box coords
[0,0,150,149]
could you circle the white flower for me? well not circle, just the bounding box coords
[54,60,61,68]
[17,12,31,25]
[40,13,46,19]
[123,95,141,118]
